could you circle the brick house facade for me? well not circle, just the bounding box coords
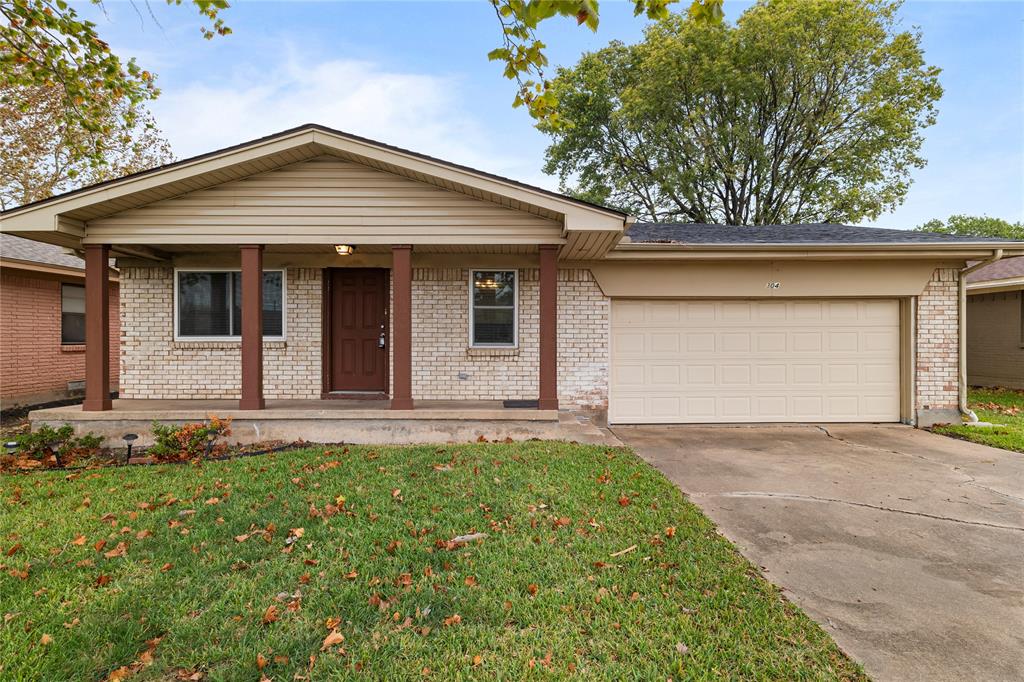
[0,236,119,409]
[3,125,1017,432]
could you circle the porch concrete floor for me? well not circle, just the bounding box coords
[29,400,619,447]
[31,399,557,421]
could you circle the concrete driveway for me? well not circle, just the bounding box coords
[614,424,1024,682]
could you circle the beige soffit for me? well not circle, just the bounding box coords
[0,124,629,255]
[590,260,949,298]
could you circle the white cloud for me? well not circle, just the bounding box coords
[149,55,555,189]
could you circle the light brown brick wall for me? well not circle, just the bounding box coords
[916,268,960,412]
[967,290,1023,389]
[0,268,119,407]
[409,268,607,411]
[119,267,321,399]
[119,265,609,411]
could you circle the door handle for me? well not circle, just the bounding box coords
[378,332,386,348]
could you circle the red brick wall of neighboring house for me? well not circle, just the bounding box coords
[0,268,120,408]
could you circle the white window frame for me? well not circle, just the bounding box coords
[173,268,287,342]
[60,282,86,345]
[468,269,519,348]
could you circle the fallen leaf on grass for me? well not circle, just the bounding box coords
[527,584,538,596]
[39,633,52,645]
[104,542,128,559]
[161,563,173,572]
[71,535,87,546]
[618,495,631,506]
[665,526,677,538]
[321,630,345,651]
[135,530,153,540]
[256,653,268,670]
[6,543,22,556]
[262,605,280,624]
[95,574,111,587]
[443,614,462,626]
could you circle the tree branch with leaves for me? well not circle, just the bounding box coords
[488,0,723,126]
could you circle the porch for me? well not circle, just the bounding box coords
[29,399,617,447]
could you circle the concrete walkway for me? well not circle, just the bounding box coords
[615,424,1024,682]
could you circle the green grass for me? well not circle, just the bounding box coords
[1,443,863,681]
[933,387,1024,453]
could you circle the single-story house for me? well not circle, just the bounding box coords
[1,124,1021,443]
[966,256,1024,389]
[0,234,119,409]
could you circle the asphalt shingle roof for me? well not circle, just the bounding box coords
[625,222,1014,245]
[0,233,84,270]
[966,256,1024,283]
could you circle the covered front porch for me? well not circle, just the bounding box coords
[29,398,615,446]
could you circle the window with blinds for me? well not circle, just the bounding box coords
[176,270,285,339]
[470,270,517,347]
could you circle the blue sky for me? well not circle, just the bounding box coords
[82,0,1023,228]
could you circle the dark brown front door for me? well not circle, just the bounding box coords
[329,268,388,393]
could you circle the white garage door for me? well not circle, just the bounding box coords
[610,299,901,424]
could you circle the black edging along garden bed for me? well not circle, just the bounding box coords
[0,440,327,475]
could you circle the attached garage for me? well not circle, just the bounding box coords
[610,298,902,424]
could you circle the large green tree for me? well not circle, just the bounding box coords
[916,215,1024,240]
[540,0,943,225]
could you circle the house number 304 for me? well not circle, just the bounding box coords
[766,281,781,289]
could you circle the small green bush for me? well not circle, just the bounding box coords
[12,424,105,465]
[149,416,232,461]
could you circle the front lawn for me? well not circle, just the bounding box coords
[1,442,863,681]
[933,387,1024,453]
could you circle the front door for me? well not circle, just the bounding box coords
[328,268,388,393]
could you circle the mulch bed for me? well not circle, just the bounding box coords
[0,439,308,474]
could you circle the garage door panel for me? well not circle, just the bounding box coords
[610,299,900,423]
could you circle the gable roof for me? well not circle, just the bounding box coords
[0,124,628,259]
[2,123,626,221]
[625,222,1014,245]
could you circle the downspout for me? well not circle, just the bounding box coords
[958,249,1004,423]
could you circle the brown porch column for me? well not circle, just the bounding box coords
[239,245,265,410]
[538,244,559,410]
[82,244,111,411]
[391,245,414,410]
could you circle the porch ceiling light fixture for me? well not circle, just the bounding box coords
[334,244,355,256]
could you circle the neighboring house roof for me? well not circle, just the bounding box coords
[1,233,85,270]
[625,222,1012,245]
[0,233,117,278]
[966,256,1024,294]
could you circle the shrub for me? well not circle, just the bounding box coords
[149,415,232,462]
[11,424,105,466]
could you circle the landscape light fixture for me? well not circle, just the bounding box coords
[205,432,218,457]
[4,441,17,456]
[334,244,355,256]
[122,433,138,464]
